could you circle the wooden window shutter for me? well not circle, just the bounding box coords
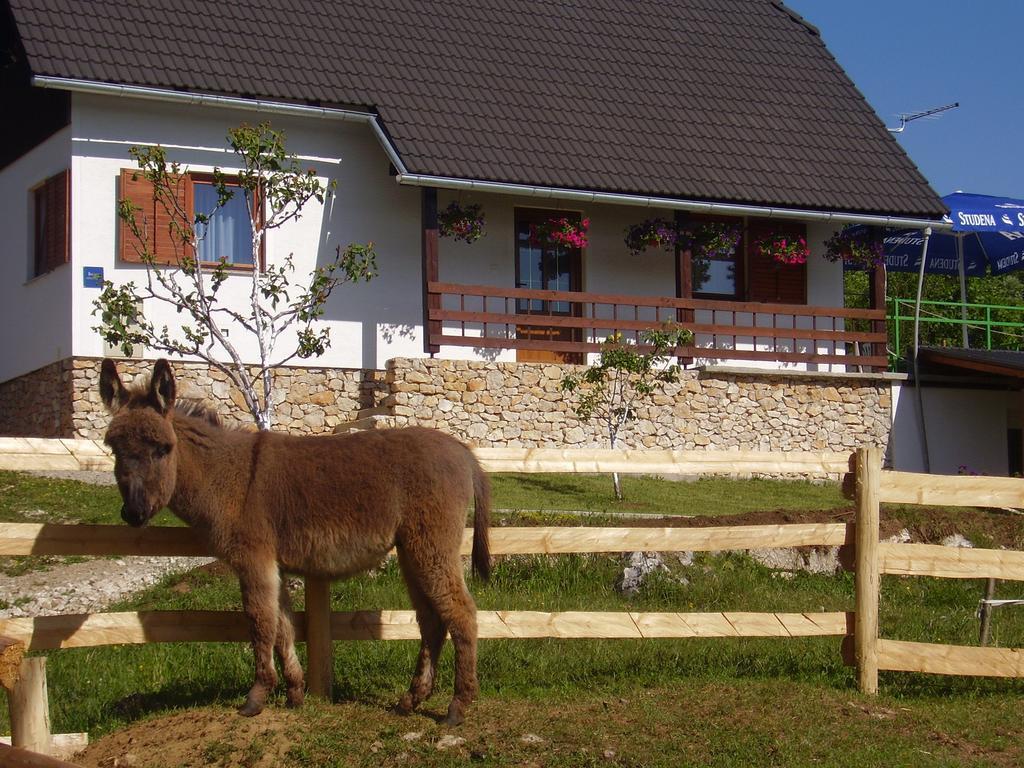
[33,169,70,276]
[118,169,188,265]
[747,221,807,305]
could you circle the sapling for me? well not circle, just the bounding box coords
[94,123,376,430]
[561,323,692,499]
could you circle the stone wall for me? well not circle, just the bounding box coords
[0,358,387,439]
[2,356,893,457]
[0,359,73,437]
[383,358,892,452]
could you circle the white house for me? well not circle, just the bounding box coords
[1,0,954,457]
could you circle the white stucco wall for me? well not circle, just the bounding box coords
[0,127,74,383]
[889,383,1011,475]
[3,92,852,381]
[69,93,429,371]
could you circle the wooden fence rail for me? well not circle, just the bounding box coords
[0,439,852,477]
[0,522,852,558]
[852,446,1024,690]
[1,441,1023,759]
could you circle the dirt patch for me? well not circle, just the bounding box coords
[75,708,299,768]
[72,684,1023,768]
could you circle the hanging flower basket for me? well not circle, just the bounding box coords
[689,222,742,259]
[438,202,486,244]
[624,217,678,256]
[532,216,590,249]
[823,227,884,268]
[756,230,810,265]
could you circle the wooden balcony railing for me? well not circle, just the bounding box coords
[427,282,889,371]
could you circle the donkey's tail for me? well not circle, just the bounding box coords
[471,461,492,581]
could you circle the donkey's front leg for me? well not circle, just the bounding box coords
[276,577,305,708]
[238,561,281,716]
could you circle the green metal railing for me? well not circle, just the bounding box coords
[888,297,1024,370]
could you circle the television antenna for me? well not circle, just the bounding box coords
[888,102,959,133]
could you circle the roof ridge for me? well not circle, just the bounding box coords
[768,1,821,37]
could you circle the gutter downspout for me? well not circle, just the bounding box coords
[912,227,933,473]
[35,75,951,232]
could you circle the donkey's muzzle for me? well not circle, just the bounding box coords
[121,503,150,528]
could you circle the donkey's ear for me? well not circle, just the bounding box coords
[99,359,130,414]
[149,359,177,416]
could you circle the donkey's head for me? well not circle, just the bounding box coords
[100,359,179,527]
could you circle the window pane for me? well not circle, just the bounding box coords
[516,226,545,312]
[195,183,253,265]
[695,256,736,295]
[516,218,578,314]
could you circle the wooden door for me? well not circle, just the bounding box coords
[514,209,583,363]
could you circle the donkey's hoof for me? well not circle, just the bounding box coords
[393,692,417,715]
[443,700,466,727]
[286,688,305,709]
[238,699,264,717]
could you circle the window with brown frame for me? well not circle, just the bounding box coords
[691,215,743,300]
[118,169,261,268]
[32,169,70,278]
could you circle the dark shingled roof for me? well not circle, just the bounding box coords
[918,347,1024,382]
[5,0,947,218]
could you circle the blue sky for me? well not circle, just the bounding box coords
[784,1,1024,200]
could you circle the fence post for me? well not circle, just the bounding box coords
[304,577,333,700]
[854,446,882,695]
[9,657,53,755]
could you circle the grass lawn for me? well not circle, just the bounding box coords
[1,471,1022,766]
[2,554,1021,766]
[489,473,847,516]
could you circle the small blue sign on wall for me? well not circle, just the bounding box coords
[83,266,104,288]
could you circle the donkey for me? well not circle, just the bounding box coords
[99,358,491,725]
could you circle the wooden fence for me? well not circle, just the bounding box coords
[1,442,1023,762]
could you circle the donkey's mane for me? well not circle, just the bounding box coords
[119,374,226,428]
[174,398,225,427]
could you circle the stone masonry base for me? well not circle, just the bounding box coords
[1,357,891,457]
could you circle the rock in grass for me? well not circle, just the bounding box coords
[941,533,974,548]
[436,735,466,750]
[616,551,669,596]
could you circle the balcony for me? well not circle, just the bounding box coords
[426,282,888,372]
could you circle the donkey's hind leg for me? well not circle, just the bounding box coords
[404,550,479,726]
[237,560,281,716]
[395,552,447,715]
[275,577,305,708]
[433,573,479,726]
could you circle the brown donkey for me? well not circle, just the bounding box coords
[99,358,490,725]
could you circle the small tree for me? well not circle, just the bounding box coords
[561,323,692,500]
[93,123,377,430]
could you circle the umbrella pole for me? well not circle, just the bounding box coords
[913,227,933,473]
[957,234,969,347]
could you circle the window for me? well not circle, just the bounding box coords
[118,169,260,268]
[692,217,742,299]
[514,208,582,314]
[192,177,254,266]
[32,169,70,278]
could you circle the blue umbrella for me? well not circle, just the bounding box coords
[860,194,1024,474]
[880,192,1024,276]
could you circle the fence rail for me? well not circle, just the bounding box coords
[0,609,854,651]
[0,522,852,558]
[0,439,851,477]
[1,441,1022,761]
[429,281,889,370]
